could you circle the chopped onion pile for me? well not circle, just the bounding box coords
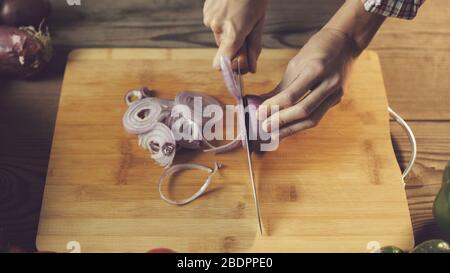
[122,87,237,205]
[122,58,264,205]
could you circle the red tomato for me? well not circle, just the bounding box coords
[147,248,177,253]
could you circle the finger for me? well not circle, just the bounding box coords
[213,32,222,47]
[259,64,301,101]
[247,18,265,73]
[255,73,299,121]
[273,90,343,140]
[212,30,246,70]
[262,80,338,132]
[258,68,318,120]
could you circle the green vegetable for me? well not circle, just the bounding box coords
[411,240,450,253]
[433,162,450,239]
[379,246,404,253]
[444,162,450,186]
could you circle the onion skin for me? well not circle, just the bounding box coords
[0,26,52,77]
[246,95,264,108]
[0,0,51,28]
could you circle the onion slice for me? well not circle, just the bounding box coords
[175,91,223,125]
[167,114,203,150]
[123,98,169,134]
[125,87,174,108]
[139,122,176,168]
[124,87,152,106]
[202,135,242,153]
[158,163,222,205]
[219,56,241,99]
[175,91,223,109]
[171,91,224,150]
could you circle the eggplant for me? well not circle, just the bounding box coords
[0,26,52,77]
[1,0,51,28]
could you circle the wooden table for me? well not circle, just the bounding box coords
[0,0,449,250]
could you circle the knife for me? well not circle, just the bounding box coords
[234,53,264,236]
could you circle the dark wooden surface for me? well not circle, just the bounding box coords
[0,0,449,251]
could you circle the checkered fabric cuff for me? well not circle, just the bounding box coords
[362,0,424,19]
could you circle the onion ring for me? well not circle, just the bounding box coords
[202,135,242,154]
[219,57,241,99]
[125,87,174,109]
[175,91,223,109]
[139,122,176,167]
[123,98,170,134]
[158,162,222,205]
[175,91,223,124]
[167,113,203,150]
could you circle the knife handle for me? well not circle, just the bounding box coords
[232,43,249,74]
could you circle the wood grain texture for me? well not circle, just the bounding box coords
[35,49,413,252]
[370,0,450,120]
[0,0,449,251]
[0,50,67,250]
[47,0,341,48]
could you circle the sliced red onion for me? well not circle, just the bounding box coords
[172,98,241,153]
[123,98,170,134]
[159,162,222,205]
[139,122,176,168]
[125,87,174,109]
[175,91,223,109]
[124,87,152,106]
[219,56,241,99]
[122,81,265,205]
[202,134,242,153]
[166,113,203,150]
[172,91,224,149]
[175,91,223,124]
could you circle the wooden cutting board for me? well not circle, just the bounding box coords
[36,49,414,253]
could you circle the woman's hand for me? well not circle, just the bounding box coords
[256,0,385,140]
[203,0,268,73]
[257,28,358,139]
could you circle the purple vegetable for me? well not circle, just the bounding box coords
[0,26,52,77]
[1,0,51,28]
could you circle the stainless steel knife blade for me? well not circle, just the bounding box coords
[236,58,263,235]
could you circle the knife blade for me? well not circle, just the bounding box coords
[235,57,264,236]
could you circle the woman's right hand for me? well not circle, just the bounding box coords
[203,0,268,73]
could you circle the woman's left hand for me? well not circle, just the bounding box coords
[257,28,359,140]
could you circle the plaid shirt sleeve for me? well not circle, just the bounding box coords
[362,0,425,19]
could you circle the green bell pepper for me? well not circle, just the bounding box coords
[379,246,404,253]
[411,239,450,253]
[433,162,450,239]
